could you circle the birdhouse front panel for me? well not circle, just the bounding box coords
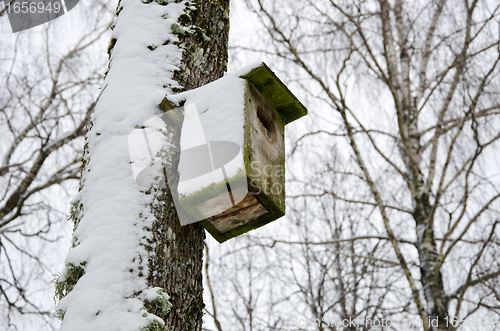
[244,82,286,217]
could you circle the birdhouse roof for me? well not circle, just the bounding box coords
[240,62,308,125]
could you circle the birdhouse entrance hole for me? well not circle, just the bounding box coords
[251,83,277,142]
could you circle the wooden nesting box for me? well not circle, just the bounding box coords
[161,63,307,242]
[202,63,307,242]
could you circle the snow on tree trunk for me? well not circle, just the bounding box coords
[55,0,229,330]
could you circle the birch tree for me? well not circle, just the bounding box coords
[210,0,500,330]
[55,0,229,330]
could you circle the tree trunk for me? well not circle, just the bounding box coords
[145,1,230,331]
[414,194,449,331]
[56,1,230,330]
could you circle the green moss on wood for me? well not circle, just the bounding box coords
[55,309,65,321]
[241,63,308,124]
[178,13,191,25]
[170,23,186,36]
[54,261,87,302]
[107,38,117,59]
[158,98,184,127]
[68,200,83,231]
[67,202,78,223]
[151,290,172,316]
[140,320,166,331]
[188,26,210,42]
[115,0,123,17]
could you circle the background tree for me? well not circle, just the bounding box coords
[0,1,112,329]
[204,0,500,330]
